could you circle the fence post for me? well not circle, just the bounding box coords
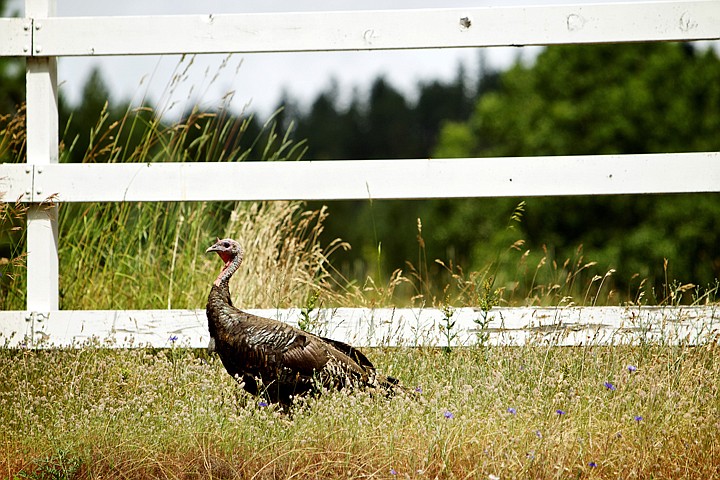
[25,0,59,312]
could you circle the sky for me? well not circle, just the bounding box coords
[8,0,637,117]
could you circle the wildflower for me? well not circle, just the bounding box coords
[535,430,542,438]
[604,381,616,391]
[627,365,637,373]
[169,335,178,343]
[556,409,566,416]
[507,407,517,415]
[589,461,597,468]
[443,410,454,419]
[634,415,643,422]
[258,400,268,408]
[414,386,423,394]
[390,468,397,475]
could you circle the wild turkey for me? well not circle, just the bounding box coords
[205,237,400,406]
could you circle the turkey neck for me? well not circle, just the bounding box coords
[207,250,243,335]
[214,250,243,288]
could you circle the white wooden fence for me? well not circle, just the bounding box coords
[1,0,719,348]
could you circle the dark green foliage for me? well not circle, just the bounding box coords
[435,43,720,297]
[439,43,720,157]
[14,449,82,480]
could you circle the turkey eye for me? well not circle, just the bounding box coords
[222,242,230,248]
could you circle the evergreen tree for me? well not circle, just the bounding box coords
[278,65,493,280]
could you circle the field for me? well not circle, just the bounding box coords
[3,186,718,479]
[2,342,720,479]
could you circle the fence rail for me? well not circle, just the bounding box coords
[1,0,719,347]
[3,152,720,203]
[22,2,720,57]
[2,306,718,349]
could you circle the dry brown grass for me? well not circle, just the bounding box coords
[3,343,720,479]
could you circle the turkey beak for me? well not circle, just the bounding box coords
[206,243,220,253]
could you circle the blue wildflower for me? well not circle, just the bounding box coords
[507,407,517,415]
[169,335,178,343]
[443,410,454,419]
[634,415,643,422]
[556,409,566,416]
[258,400,268,408]
[627,365,637,373]
[390,468,397,475]
[604,381,616,391]
[414,386,423,394]
[589,461,597,468]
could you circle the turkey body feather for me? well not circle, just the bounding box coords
[205,238,398,406]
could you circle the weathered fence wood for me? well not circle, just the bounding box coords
[25,0,60,312]
[0,18,31,56]
[27,2,720,57]
[2,306,718,348]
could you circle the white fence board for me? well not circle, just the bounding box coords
[6,152,719,203]
[25,0,60,311]
[0,164,32,202]
[26,2,720,57]
[2,306,718,348]
[0,18,32,56]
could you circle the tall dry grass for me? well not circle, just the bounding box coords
[56,199,347,311]
[2,343,719,479]
[1,54,351,311]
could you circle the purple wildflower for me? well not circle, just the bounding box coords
[169,335,178,343]
[414,386,423,394]
[589,461,597,468]
[556,409,566,416]
[604,381,616,391]
[390,468,397,476]
[634,415,643,422]
[258,400,269,408]
[627,365,637,373]
[443,410,454,419]
[507,407,517,415]
[535,430,542,438]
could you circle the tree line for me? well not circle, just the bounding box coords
[277,42,720,302]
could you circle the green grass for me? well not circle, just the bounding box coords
[2,344,719,479]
